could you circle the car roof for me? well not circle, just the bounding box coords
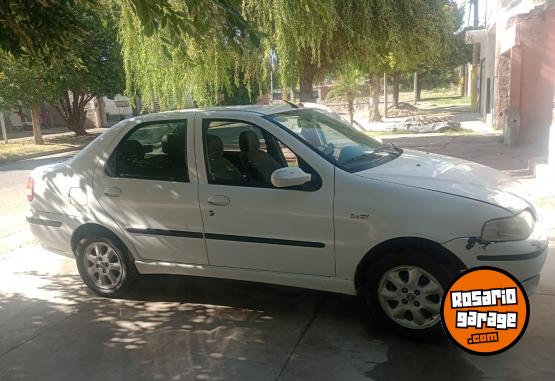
[112,104,315,128]
[132,104,296,121]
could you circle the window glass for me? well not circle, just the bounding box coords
[278,141,299,168]
[111,120,188,182]
[204,120,318,189]
[266,109,401,172]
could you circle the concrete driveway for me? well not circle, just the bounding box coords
[1,134,554,380]
[0,243,554,381]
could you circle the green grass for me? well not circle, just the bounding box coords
[418,96,470,107]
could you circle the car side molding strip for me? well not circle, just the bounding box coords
[26,216,62,227]
[476,248,546,262]
[204,233,325,248]
[126,228,204,239]
[126,227,325,248]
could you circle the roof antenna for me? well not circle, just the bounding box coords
[281,100,299,109]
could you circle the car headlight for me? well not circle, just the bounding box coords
[481,210,535,242]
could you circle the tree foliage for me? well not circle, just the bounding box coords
[0,0,95,63]
[119,0,468,108]
[0,2,124,135]
[325,66,362,124]
[53,3,125,134]
[119,0,261,109]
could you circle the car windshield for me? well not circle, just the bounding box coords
[266,109,402,172]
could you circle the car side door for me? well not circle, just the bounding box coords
[93,115,208,265]
[195,111,335,276]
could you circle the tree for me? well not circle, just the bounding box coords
[118,0,261,110]
[244,0,357,102]
[52,4,125,135]
[352,1,458,120]
[0,0,254,64]
[325,67,362,124]
[405,3,471,102]
[0,0,94,64]
[118,0,464,112]
[0,3,124,137]
[0,54,57,144]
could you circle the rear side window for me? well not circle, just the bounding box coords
[107,120,188,182]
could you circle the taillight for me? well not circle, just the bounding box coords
[26,177,34,202]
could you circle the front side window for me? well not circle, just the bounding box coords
[203,119,320,190]
[108,120,188,182]
[266,109,402,172]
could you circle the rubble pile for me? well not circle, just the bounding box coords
[391,113,461,133]
[386,102,419,117]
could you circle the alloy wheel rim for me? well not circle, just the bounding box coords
[83,242,123,290]
[378,265,443,330]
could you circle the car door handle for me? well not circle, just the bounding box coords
[103,187,122,197]
[207,195,230,206]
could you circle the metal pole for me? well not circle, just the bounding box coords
[269,49,275,105]
[471,0,480,112]
[384,73,388,118]
[549,101,555,178]
[0,111,8,144]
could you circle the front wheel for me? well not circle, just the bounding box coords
[75,235,138,298]
[363,248,457,338]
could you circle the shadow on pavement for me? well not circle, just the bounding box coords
[0,271,321,380]
[1,269,554,380]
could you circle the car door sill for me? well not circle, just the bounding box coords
[135,260,355,295]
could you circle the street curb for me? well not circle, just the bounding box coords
[0,146,85,165]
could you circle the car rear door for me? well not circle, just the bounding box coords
[93,114,208,265]
[195,111,335,276]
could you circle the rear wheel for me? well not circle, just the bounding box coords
[75,235,138,297]
[363,247,458,338]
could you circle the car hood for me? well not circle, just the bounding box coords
[355,149,534,214]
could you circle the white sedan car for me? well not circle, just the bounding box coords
[27,105,547,337]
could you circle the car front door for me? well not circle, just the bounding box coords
[94,115,208,265]
[195,112,335,276]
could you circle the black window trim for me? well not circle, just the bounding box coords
[106,119,190,183]
[201,117,322,192]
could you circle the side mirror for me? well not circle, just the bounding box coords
[271,167,311,188]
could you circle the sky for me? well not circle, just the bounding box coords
[457,0,488,27]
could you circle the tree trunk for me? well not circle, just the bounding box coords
[416,80,422,102]
[369,74,382,122]
[93,96,107,128]
[0,111,8,144]
[392,72,401,107]
[299,63,317,103]
[282,87,290,101]
[413,72,420,104]
[55,90,92,136]
[31,103,43,145]
[132,96,142,116]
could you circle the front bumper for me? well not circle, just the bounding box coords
[443,217,548,295]
[521,274,541,295]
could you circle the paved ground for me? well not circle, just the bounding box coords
[0,133,554,380]
[0,152,76,253]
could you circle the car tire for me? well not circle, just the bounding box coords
[362,246,458,339]
[75,235,138,298]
